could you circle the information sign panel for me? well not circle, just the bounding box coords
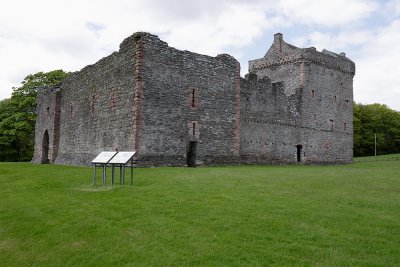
[91,151,118,164]
[108,151,136,164]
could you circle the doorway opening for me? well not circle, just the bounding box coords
[187,141,197,167]
[296,145,302,163]
[41,130,50,164]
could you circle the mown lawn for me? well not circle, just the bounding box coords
[0,159,399,266]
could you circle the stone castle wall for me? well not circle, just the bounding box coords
[32,87,61,163]
[245,33,354,163]
[133,34,240,166]
[240,76,304,163]
[34,33,242,166]
[33,32,355,166]
[51,35,139,165]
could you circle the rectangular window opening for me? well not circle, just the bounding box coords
[192,88,196,107]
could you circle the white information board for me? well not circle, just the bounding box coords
[108,151,136,164]
[91,151,118,164]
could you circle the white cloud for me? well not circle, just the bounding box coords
[278,0,379,27]
[0,0,399,111]
[383,0,400,18]
[0,0,275,100]
[354,19,400,110]
[162,3,273,56]
[291,30,373,54]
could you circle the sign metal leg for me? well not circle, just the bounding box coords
[121,165,125,185]
[104,165,107,185]
[119,165,122,185]
[93,164,96,187]
[131,165,133,186]
[111,165,115,186]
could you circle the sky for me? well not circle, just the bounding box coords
[1,0,399,111]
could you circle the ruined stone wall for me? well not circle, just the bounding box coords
[54,35,138,165]
[32,87,61,163]
[137,34,240,166]
[245,33,355,164]
[240,76,303,163]
[34,32,241,167]
[33,32,354,166]
[300,62,354,163]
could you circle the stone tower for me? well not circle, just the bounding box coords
[241,33,355,163]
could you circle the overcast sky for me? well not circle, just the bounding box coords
[1,0,399,110]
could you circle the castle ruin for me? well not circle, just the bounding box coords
[32,32,355,166]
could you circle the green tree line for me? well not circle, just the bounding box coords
[0,70,69,161]
[353,102,400,156]
[0,70,399,161]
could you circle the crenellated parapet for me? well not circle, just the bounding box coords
[249,33,355,76]
[250,55,355,75]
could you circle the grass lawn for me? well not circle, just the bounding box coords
[353,153,400,162]
[0,158,399,266]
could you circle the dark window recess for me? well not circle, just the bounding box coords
[188,87,199,109]
[296,145,302,162]
[192,88,196,107]
[187,141,197,167]
[41,130,50,164]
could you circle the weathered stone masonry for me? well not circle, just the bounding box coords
[33,32,355,166]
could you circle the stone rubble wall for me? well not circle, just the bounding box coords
[243,34,354,164]
[53,35,138,165]
[32,87,61,163]
[137,34,240,166]
[32,32,354,166]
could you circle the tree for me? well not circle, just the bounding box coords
[0,99,17,161]
[353,102,400,157]
[0,70,69,161]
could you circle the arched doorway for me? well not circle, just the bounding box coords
[41,130,50,164]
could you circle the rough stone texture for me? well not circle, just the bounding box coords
[137,36,239,166]
[33,33,139,165]
[32,32,355,166]
[245,33,354,164]
[32,87,61,163]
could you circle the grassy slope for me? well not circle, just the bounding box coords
[0,160,399,266]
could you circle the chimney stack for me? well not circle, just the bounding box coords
[274,33,283,52]
[274,33,283,42]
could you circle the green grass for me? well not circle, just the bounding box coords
[0,158,399,266]
[353,153,400,162]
